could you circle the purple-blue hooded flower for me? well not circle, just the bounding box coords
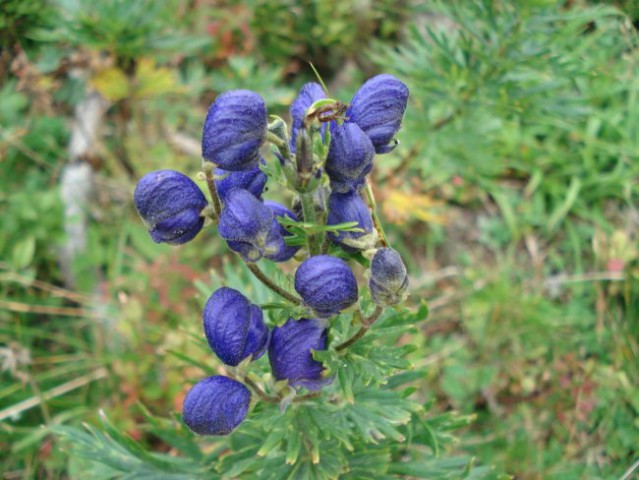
[133,170,208,245]
[182,376,251,436]
[369,247,409,306]
[214,162,267,203]
[203,287,269,366]
[218,189,285,262]
[325,123,374,190]
[289,82,326,149]
[346,74,409,154]
[326,190,377,251]
[202,90,267,171]
[294,255,358,318]
[268,317,332,391]
[264,201,300,262]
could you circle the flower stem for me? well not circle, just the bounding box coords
[300,192,321,256]
[335,306,384,352]
[202,162,222,218]
[364,178,388,247]
[236,374,279,404]
[245,262,302,305]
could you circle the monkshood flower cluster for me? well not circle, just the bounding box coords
[133,74,410,436]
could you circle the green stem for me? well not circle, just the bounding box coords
[229,371,279,404]
[245,262,302,305]
[202,163,222,218]
[300,192,321,256]
[364,178,388,247]
[335,306,384,352]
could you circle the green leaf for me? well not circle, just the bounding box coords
[11,235,36,269]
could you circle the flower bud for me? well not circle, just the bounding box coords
[203,287,269,366]
[218,189,285,262]
[325,123,374,186]
[214,162,267,203]
[133,170,208,245]
[295,255,358,318]
[268,318,332,391]
[346,74,409,154]
[369,248,409,306]
[327,190,377,251]
[263,201,300,262]
[289,82,326,149]
[202,90,267,171]
[182,376,251,436]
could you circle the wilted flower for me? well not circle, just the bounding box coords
[218,189,285,262]
[214,163,267,203]
[264,201,300,262]
[346,74,409,154]
[369,247,409,306]
[182,376,251,436]
[289,82,326,149]
[202,90,267,171]
[203,287,269,366]
[295,255,358,317]
[268,318,331,391]
[133,170,208,245]
[325,122,374,192]
[327,190,377,251]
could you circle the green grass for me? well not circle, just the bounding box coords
[1,0,639,478]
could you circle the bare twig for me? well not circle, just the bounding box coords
[621,459,639,480]
[0,299,103,318]
[164,129,200,157]
[544,271,624,288]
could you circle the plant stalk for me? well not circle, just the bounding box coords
[364,179,388,247]
[245,262,302,305]
[335,306,384,351]
[300,192,321,255]
[202,163,222,218]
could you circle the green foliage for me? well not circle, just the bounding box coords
[35,0,210,64]
[3,0,639,478]
[375,0,638,240]
[221,0,405,75]
[0,0,51,48]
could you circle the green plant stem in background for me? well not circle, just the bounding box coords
[335,305,384,351]
[299,192,321,255]
[364,179,387,247]
[202,163,222,217]
[245,262,302,305]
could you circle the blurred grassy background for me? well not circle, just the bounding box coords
[1,0,638,478]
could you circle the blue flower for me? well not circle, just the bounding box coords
[346,74,409,154]
[369,247,409,306]
[264,201,300,262]
[214,162,267,203]
[268,318,332,391]
[218,189,285,262]
[326,190,377,251]
[133,170,208,245]
[294,255,358,317]
[202,90,267,171]
[325,123,374,189]
[203,287,269,366]
[289,82,326,150]
[182,376,251,436]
